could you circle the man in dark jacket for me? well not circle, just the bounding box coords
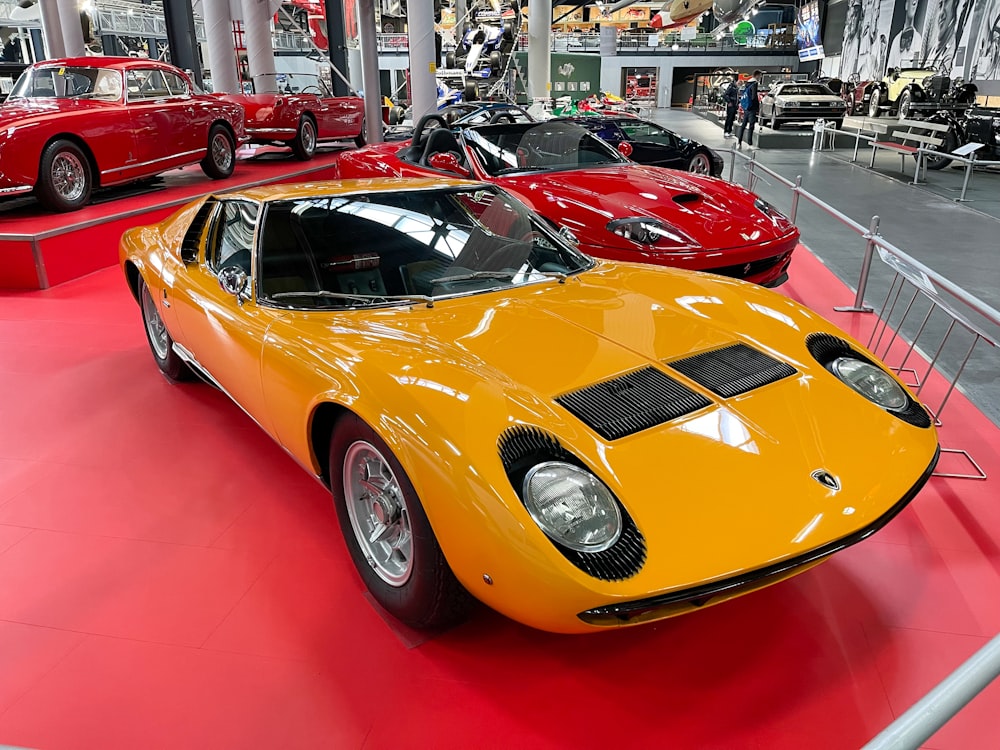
[722,76,738,137]
[737,69,763,148]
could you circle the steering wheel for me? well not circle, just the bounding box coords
[300,86,323,95]
[489,112,516,123]
[412,113,450,147]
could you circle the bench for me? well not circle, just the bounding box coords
[840,115,891,161]
[868,119,951,183]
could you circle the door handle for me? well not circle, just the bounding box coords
[161,288,171,309]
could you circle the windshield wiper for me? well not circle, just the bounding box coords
[270,290,435,308]
[432,268,567,285]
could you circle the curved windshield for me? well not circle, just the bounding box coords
[9,66,124,101]
[778,84,835,96]
[257,185,594,309]
[462,121,628,176]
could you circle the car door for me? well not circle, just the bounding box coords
[124,68,190,173]
[619,120,683,168]
[168,198,278,431]
[314,87,363,139]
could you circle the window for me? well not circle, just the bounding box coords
[207,200,260,275]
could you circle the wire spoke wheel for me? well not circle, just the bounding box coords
[343,440,413,586]
[51,151,87,202]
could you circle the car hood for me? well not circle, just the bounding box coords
[497,164,794,253]
[274,263,936,593]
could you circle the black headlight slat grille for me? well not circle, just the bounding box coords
[555,367,711,441]
[804,333,932,428]
[497,425,646,581]
[668,342,796,398]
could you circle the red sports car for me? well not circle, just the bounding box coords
[0,57,246,212]
[336,116,798,286]
[218,73,366,160]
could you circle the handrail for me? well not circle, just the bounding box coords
[862,632,1000,749]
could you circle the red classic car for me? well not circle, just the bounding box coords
[335,116,799,286]
[0,57,246,212]
[218,72,366,160]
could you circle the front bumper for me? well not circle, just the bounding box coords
[577,446,940,627]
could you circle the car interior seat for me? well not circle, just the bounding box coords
[420,128,465,167]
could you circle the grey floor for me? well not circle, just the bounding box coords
[650,108,1000,428]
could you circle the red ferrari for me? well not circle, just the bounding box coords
[336,116,798,286]
[218,73,366,160]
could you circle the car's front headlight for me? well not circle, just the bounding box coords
[606,217,696,249]
[523,461,622,552]
[828,357,908,410]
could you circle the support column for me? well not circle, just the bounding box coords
[163,0,204,84]
[203,0,240,93]
[454,0,468,36]
[57,0,85,57]
[324,0,350,96]
[407,0,437,121]
[527,0,551,103]
[357,0,383,144]
[240,0,278,93]
[37,0,65,59]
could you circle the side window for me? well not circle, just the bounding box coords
[128,69,169,100]
[207,200,260,275]
[162,71,189,97]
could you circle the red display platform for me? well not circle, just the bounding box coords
[0,247,999,749]
[0,147,343,290]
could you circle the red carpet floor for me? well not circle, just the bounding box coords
[0,248,998,749]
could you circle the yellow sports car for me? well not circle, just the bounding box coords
[120,178,939,633]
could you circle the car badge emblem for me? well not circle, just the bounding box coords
[811,470,840,492]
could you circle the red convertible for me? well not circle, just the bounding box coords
[336,116,798,286]
[218,73,366,160]
[0,57,246,212]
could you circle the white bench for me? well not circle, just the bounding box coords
[868,119,951,183]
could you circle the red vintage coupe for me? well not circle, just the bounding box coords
[335,116,798,286]
[218,72,366,160]
[0,57,246,212]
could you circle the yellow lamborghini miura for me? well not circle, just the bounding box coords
[120,178,939,633]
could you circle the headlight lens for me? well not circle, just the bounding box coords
[606,217,695,249]
[523,462,622,552]
[829,357,908,410]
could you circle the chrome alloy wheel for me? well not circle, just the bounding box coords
[140,283,169,360]
[688,153,712,174]
[300,119,317,155]
[343,440,413,586]
[211,131,233,172]
[51,151,87,202]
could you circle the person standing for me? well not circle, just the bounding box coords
[722,76,738,137]
[736,69,762,149]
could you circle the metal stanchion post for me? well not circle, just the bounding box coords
[834,215,879,313]
[789,175,802,223]
[958,153,976,202]
[728,146,737,183]
[746,150,758,191]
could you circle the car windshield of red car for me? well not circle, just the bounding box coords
[259,186,593,308]
[8,66,123,102]
[462,122,628,177]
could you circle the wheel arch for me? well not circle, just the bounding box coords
[39,134,100,189]
[123,260,142,304]
[310,400,353,487]
[209,118,239,147]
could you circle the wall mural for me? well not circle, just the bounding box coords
[836,0,1000,83]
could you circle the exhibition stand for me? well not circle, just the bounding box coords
[0,148,344,290]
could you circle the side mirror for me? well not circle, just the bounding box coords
[427,151,470,177]
[218,265,249,301]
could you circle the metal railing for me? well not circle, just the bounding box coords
[728,146,997,480]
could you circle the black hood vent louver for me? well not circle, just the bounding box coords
[672,193,701,205]
[668,342,796,398]
[555,367,711,441]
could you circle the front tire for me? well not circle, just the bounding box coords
[868,88,882,118]
[464,82,478,102]
[200,124,236,179]
[687,151,712,174]
[138,278,192,382]
[925,128,958,170]
[330,413,470,629]
[898,90,913,121]
[291,115,317,160]
[36,139,92,212]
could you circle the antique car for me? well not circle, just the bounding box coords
[217,72,366,160]
[760,82,848,129]
[556,115,723,176]
[335,116,799,287]
[120,179,940,633]
[0,57,246,212]
[865,67,975,119]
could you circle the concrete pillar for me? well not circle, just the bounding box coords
[203,0,240,93]
[58,0,86,57]
[356,0,383,143]
[163,0,203,84]
[527,0,551,102]
[240,0,278,93]
[407,0,437,121]
[454,0,468,38]
[37,0,65,59]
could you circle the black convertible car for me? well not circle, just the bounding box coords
[555,115,724,176]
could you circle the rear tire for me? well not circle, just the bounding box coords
[291,115,317,160]
[868,88,882,118]
[330,413,470,630]
[687,151,712,175]
[898,90,913,121]
[354,117,367,148]
[200,124,236,179]
[464,82,478,102]
[36,139,92,212]
[445,51,456,69]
